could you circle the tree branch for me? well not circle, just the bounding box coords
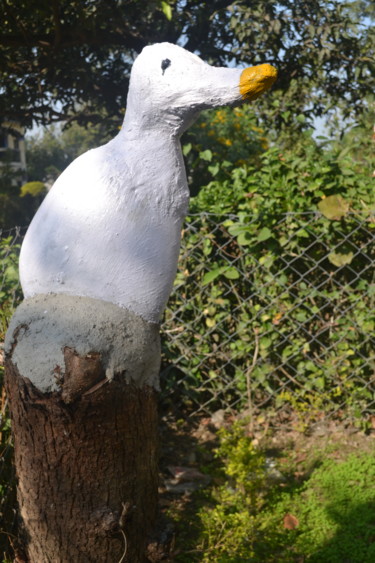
[0,27,146,51]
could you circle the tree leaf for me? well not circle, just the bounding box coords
[20,181,46,197]
[328,251,354,267]
[203,266,240,284]
[160,1,172,20]
[318,195,349,220]
[237,232,252,246]
[223,267,240,280]
[200,149,213,162]
[202,267,226,285]
[257,227,273,242]
[182,142,192,156]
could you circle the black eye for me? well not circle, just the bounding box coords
[161,58,171,74]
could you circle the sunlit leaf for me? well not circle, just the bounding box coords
[257,227,273,242]
[20,181,46,197]
[202,267,226,285]
[237,232,252,246]
[182,142,192,156]
[223,267,240,280]
[328,251,354,267]
[160,1,172,20]
[318,195,349,220]
[200,149,213,162]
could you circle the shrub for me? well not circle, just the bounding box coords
[162,133,374,424]
[193,421,375,562]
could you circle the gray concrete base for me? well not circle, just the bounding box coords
[5,294,161,393]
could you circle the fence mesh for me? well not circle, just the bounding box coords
[1,212,374,427]
[0,227,23,549]
[161,211,375,427]
[0,227,24,335]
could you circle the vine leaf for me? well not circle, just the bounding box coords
[202,266,240,285]
[202,266,227,285]
[318,195,349,220]
[257,227,273,242]
[161,1,172,20]
[328,251,354,267]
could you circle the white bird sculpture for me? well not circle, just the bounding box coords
[20,43,277,323]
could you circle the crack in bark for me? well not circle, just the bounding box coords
[61,347,105,404]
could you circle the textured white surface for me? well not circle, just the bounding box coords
[19,43,247,323]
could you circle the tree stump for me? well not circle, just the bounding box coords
[5,294,161,563]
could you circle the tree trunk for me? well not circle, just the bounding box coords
[4,294,161,563]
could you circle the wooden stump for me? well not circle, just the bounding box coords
[5,294,161,563]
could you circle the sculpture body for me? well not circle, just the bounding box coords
[6,43,276,561]
[19,43,277,324]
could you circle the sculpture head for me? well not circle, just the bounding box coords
[124,42,277,134]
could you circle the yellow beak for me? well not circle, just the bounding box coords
[239,64,278,101]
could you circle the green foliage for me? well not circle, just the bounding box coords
[217,420,266,496]
[0,155,30,228]
[0,237,20,561]
[26,121,114,185]
[20,181,46,197]
[0,0,183,127]
[183,106,268,195]
[0,236,22,340]
[226,0,375,138]
[259,453,375,562]
[186,422,375,562]
[190,129,374,214]
[196,421,267,562]
[0,1,373,133]
[160,0,173,20]
[163,128,375,424]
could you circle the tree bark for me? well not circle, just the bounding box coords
[4,294,161,563]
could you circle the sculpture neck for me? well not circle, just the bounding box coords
[113,112,190,219]
[120,104,198,139]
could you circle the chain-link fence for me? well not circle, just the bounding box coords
[0,227,24,337]
[0,227,23,555]
[161,211,374,427]
[1,213,374,427]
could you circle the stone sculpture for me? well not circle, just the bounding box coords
[19,42,277,324]
[5,43,276,562]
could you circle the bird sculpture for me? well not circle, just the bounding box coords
[20,43,277,324]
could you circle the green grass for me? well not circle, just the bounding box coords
[170,421,375,562]
[260,453,375,562]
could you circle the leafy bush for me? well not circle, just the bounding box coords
[0,157,29,229]
[190,132,374,214]
[197,421,267,562]
[192,421,375,562]
[0,235,21,561]
[183,105,268,196]
[162,128,375,424]
[0,235,22,340]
